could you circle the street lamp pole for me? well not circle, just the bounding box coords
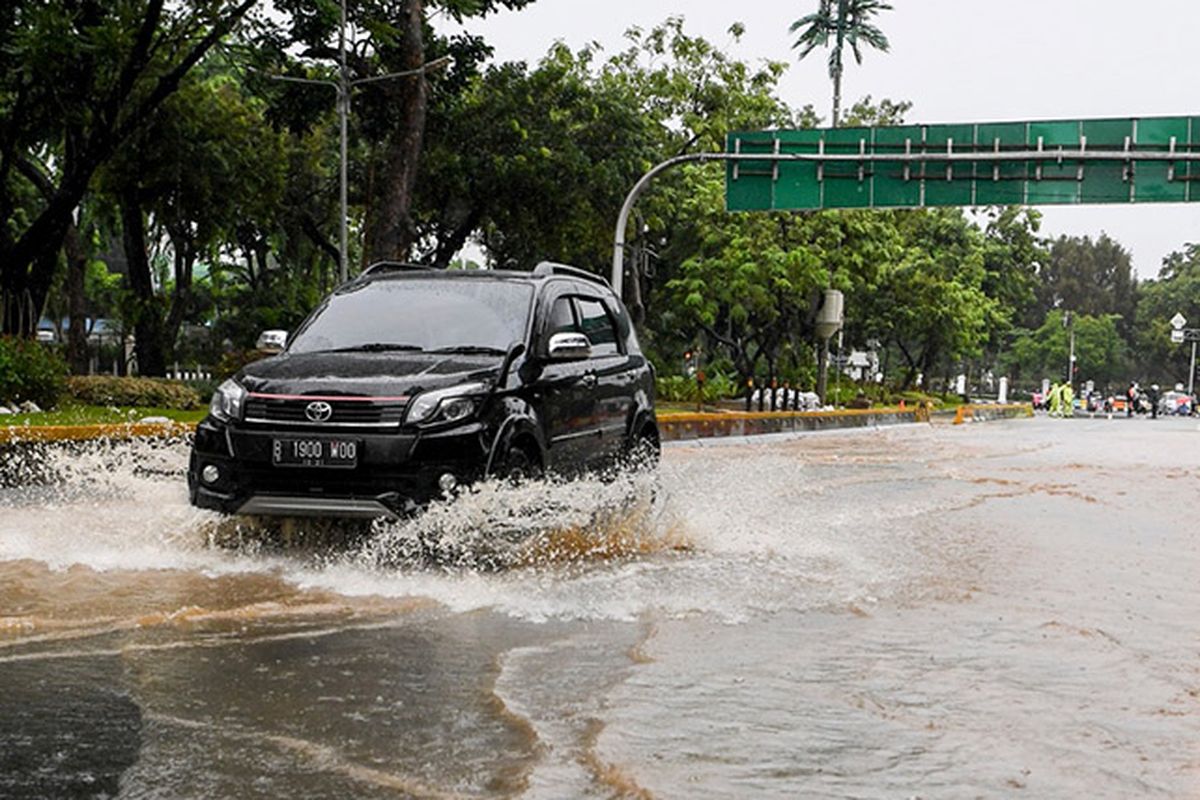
[1064,310,1075,385]
[257,2,451,284]
[338,0,349,284]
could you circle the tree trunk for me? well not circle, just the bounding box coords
[363,0,427,264]
[164,226,194,358]
[831,0,846,127]
[121,190,167,377]
[63,219,90,374]
[831,67,842,128]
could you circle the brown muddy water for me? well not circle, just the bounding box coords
[1,417,1199,798]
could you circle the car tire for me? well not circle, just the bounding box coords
[496,443,541,484]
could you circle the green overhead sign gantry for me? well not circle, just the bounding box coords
[725,115,1200,212]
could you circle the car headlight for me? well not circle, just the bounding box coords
[405,382,488,426]
[209,379,247,422]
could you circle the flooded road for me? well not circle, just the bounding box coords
[2,417,1199,798]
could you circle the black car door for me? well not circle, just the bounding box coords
[573,295,637,461]
[534,293,603,473]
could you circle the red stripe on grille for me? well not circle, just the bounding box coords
[248,392,409,403]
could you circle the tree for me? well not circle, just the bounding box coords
[666,172,827,385]
[268,0,537,266]
[1132,244,1200,385]
[100,73,287,375]
[1035,233,1137,337]
[0,0,259,336]
[1007,310,1129,390]
[789,0,892,127]
[864,210,996,390]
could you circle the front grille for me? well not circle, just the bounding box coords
[244,395,408,428]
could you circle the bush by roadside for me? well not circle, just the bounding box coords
[66,376,202,410]
[656,372,740,404]
[0,337,68,409]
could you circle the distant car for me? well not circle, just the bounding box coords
[189,261,660,520]
[255,329,288,353]
[1160,390,1192,416]
[35,330,55,344]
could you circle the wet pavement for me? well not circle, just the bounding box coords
[1,416,1198,798]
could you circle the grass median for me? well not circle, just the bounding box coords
[0,402,207,428]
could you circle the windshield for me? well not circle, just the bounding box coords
[288,279,533,355]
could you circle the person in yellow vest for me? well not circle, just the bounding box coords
[1047,382,1063,417]
[1060,383,1075,419]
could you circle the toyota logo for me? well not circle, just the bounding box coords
[305,401,333,423]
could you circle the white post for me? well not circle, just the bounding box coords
[1189,337,1197,399]
[998,376,1009,404]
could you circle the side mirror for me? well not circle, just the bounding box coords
[547,332,591,361]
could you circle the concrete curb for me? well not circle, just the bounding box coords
[0,421,195,445]
[951,403,1035,425]
[656,407,928,442]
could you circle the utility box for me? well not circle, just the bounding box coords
[815,289,844,340]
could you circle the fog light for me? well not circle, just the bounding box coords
[201,464,220,485]
[437,472,458,494]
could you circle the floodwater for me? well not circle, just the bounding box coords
[1,416,1198,799]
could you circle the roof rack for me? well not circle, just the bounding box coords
[360,261,433,277]
[532,261,610,287]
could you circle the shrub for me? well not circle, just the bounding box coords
[655,375,695,403]
[0,337,68,409]
[656,371,741,404]
[66,376,202,410]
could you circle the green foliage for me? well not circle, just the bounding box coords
[1132,243,1200,384]
[1035,234,1137,337]
[0,338,68,408]
[65,376,202,410]
[655,375,697,403]
[656,371,740,403]
[1006,310,1128,389]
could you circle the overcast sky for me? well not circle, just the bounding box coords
[437,0,1200,278]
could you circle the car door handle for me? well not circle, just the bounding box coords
[582,373,598,388]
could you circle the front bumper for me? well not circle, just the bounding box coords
[188,417,492,518]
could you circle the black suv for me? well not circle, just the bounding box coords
[188,262,659,519]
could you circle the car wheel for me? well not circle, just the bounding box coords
[496,443,541,484]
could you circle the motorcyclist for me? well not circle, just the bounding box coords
[1126,382,1138,417]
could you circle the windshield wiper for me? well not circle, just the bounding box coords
[429,345,507,356]
[328,343,425,353]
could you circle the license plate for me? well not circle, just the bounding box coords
[272,438,359,468]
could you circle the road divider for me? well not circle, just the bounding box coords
[656,406,929,441]
[951,403,1034,425]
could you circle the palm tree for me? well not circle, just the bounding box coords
[790,0,892,127]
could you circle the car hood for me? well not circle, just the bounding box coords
[237,351,502,398]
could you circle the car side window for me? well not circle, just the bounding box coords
[546,297,579,339]
[575,298,620,356]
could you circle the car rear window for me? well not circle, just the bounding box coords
[289,279,534,355]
